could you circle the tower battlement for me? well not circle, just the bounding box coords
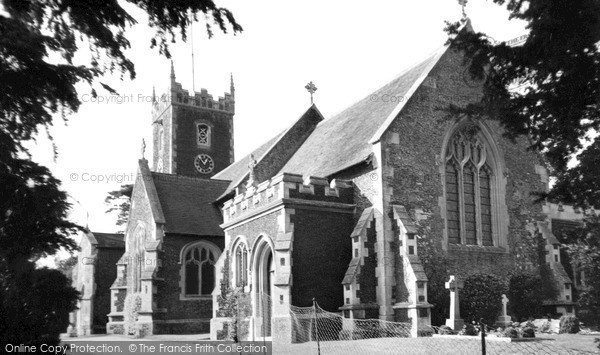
[152,62,235,122]
[152,81,234,121]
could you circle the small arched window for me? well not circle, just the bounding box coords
[444,125,495,246]
[234,243,248,287]
[180,241,220,297]
[158,129,164,153]
[196,123,211,148]
[129,225,146,293]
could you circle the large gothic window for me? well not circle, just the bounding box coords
[181,242,219,297]
[444,126,495,246]
[234,243,248,287]
[196,123,211,148]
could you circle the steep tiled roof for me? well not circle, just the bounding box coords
[92,232,124,249]
[342,257,361,285]
[392,205,418,234]
[211,21,473,191]
[551,263,573,284]
[151,173,230,236]
[407,255,428,281]
[537,221,561,245]
[277,47,446,177]
[211,131,284,193]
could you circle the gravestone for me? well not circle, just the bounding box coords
[445,275,464,330]
[495,294,512,327]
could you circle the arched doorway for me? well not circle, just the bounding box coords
[253,238,274,338]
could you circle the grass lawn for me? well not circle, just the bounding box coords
[536,333,600,354]
[272,334,600,354]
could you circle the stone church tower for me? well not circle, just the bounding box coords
[151,61,235,177]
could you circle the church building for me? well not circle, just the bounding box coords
[102,19,584,341]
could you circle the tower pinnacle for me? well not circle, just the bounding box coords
[170,60,176,81]
[230,73,235,99]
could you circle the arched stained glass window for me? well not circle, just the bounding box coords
[235,243,248,287]
[183,244,217,296]
[444,126,496,246]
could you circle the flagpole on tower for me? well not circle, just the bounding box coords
[458,0,468,19]
[190,11,196,92]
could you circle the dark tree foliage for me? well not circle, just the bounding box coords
[105,184,133,232]
[459,273,508,325]
[550,141,600,209]
[418,236,450,326]
[0,0,242,147]
[0,0,241,345]
[507,271,545,321]
[444,0,600,207]
[565,215,600,324]
[0,131,79,264]
[55,255,78,280]
[0,262,80,347]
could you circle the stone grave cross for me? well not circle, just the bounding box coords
[496,294,512,326]
[445,275,465,330]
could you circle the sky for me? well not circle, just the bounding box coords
[26,0,527,238]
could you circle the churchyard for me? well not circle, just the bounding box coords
[62,274,600,354]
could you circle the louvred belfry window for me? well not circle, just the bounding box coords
[445,127,495,246]
[197,123,211,147]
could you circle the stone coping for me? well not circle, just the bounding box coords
[432,334,547,342]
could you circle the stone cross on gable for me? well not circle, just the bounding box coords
[501,294,509,317]
[141,139,146,160]
[445,275,464,330]
[305,81,317,105]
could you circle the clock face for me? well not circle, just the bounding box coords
[194,154,214,174]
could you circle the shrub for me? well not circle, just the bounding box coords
[418,327,434,337]
[438,325,453,335]
[124,294,142,336]
[522,326,535,338]
[578,309,600,328]
[522,321,536,338]
[460,273,508,325]
[539,321,552,333]
[418,238,450,326]
[460,322,478,336]
[559,315,580,334]
[504,327,519,338]
[507,272,545,320]
[0,263,79,346]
